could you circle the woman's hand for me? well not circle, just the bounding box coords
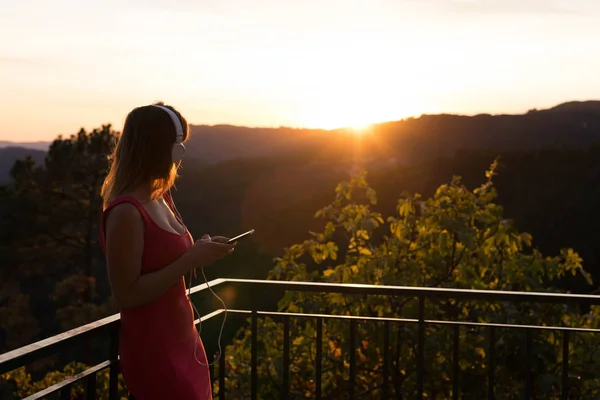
[209,235,236,245]
[186,234,235,269]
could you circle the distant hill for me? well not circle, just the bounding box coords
[183,125,327,163]
[0,141,50,151]
[183,100,600,165]
[0,147,46,183]
[546,100,600,114]
[2,100,600,182]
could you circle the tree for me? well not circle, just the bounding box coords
[0,167,41,353]
[40,125,117,332]
[223,161,600,398]
[0,125,131,399]
[0,126,117,365]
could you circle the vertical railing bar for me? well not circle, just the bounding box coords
[209,363,214,394]
[452,324,459,400]
[349,319,356,400]
[60,384,71,400]
[316,317,323,400]
[86,372,97,400]
[109,324,119,400]
[524,329,532,400]
[488,326,495,400]
[561,330,570,400]
[383,320,390,399]
[282,315,290,399]
[219,346,226,400]
[251,308,258,400]
[417,295,425,400]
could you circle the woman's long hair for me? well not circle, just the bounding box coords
[101,102,189,209]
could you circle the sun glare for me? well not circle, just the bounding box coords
[350,124,371,134]
[266,37,430,132]
[303,95,420,131]
[295,74,425,131]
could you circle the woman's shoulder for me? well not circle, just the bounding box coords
[100,196,147,250]
[106,200,140,217]
[104,198,144,224]
[105,192,144,209]
[104,194,151,220]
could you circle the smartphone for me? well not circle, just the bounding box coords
[226,229,255,244]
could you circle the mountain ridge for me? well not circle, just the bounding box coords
[2,100,599,151]
[0,147,46,183]
[1,100,600,182]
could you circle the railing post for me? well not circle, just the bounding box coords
[251,299,258,400]
[86,372,97,400]
[349,319,356,399]
[383,320,390,399]
[417,295,425,399]
[561,330,570,400]
[315,317,323,400]
[452,325,459,400]
[282,315,290,399]
[524,330,532,399]
[219,345,226,400]
[109,323,119,400]
[488,327,495,400]
[60,384,71,400]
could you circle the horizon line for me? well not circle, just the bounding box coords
[2,99,598,144]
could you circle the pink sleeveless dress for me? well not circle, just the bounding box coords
[100,193,212,399]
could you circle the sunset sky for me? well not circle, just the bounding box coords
[1,0,599,141]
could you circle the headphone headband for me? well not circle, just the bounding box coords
[154,105,184,144]
[154,105,186,162]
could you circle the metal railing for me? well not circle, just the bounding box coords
[2,278,600,399]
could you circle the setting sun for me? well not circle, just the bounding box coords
[299,93,423,131]
[273,43,431,130]
[291,76,427,130]
[350,124,372,134]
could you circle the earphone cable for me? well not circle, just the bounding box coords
[168,188,228,367]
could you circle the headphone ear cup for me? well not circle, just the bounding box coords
[172,143,186,163]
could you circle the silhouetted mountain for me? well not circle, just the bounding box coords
[183,124,332,163]
[2,100,600,181]
[546,100,600,114]
[0,141,50,151]
[0,147,46,183]
[183,100,600,165]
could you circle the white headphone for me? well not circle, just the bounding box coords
[154,104,228,367]
[154,105,186,163]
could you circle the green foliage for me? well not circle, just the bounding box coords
[1,363,128,400]
[224,161,600,398]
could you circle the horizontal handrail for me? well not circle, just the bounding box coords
[3,277,599,375]
[0,314,120,375]
[203,278,600,305]
[218,309,600,333]
[23,360,112,400]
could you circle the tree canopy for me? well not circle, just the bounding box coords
[0,125,117,358]
[222,161,600,399]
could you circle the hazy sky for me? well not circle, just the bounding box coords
[1,0,599,141]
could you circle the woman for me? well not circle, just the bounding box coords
[100,102,235,399]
